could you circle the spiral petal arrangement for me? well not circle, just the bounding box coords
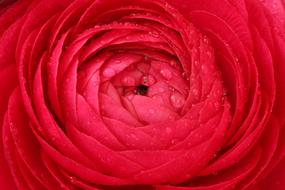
[0,0,285,189]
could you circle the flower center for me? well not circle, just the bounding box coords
[73,7,228,126]
[136,85,148,96]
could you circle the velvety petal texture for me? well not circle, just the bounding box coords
[0,0,284,190]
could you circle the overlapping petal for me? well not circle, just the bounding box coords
[0,0,284,189]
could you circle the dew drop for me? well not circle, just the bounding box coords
[115,60,121,64]
[212,153,218,159]
[182,72,190,81]
[126,94,135,100]
[169,87,175,92]
[170,92,185,109]
[160,69,173,80]
[124,22,131,26]
[170,60,177,66]
[60,183,66,189]
[166,127,172,133]
[122,76,135,86]
[152,31,159,38]
[102,68,115,78]
[206,51,212,57]
[158,87,165,93]
[130,133,138,140]
[171,139,177,144]
[149,31,159,38]
[147,75,156,85]
[272,1,277,9]
[191,88,199,96]
[203,37,209,44]
[141,75,148,85]
[146,12,151,16]
[69,176,76,184]
[141,75,155,86]
[235,57,239,62]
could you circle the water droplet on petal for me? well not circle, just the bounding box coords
[141,75,148,85]
[158,87,165,93]
[115,60,121,64]
[149,31,159,38]
[126,94,134,100]
[272,1,277,9]
[122,76,135,86]
[124,22,131,26]
[166,127,172,133]
[152,31,159,38]
[170,92,185,109]
[130,133,138,140]
[160,69,173,80]
[206,51,212,57]
[147,75,156,85]
[69,177,77,184]
[60,183,66,188]
[171,139,177,144]
[141,75,155,86]
[169,87,175,92]
[102,68,115,78]
[191,88,199,96]
[235,57,239,62]
[170,60,177,66]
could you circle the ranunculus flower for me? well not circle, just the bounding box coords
[0,0,285,189]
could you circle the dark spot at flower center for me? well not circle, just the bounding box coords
[136,85,148,96]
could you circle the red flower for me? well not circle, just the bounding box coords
[0,0,285,189]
